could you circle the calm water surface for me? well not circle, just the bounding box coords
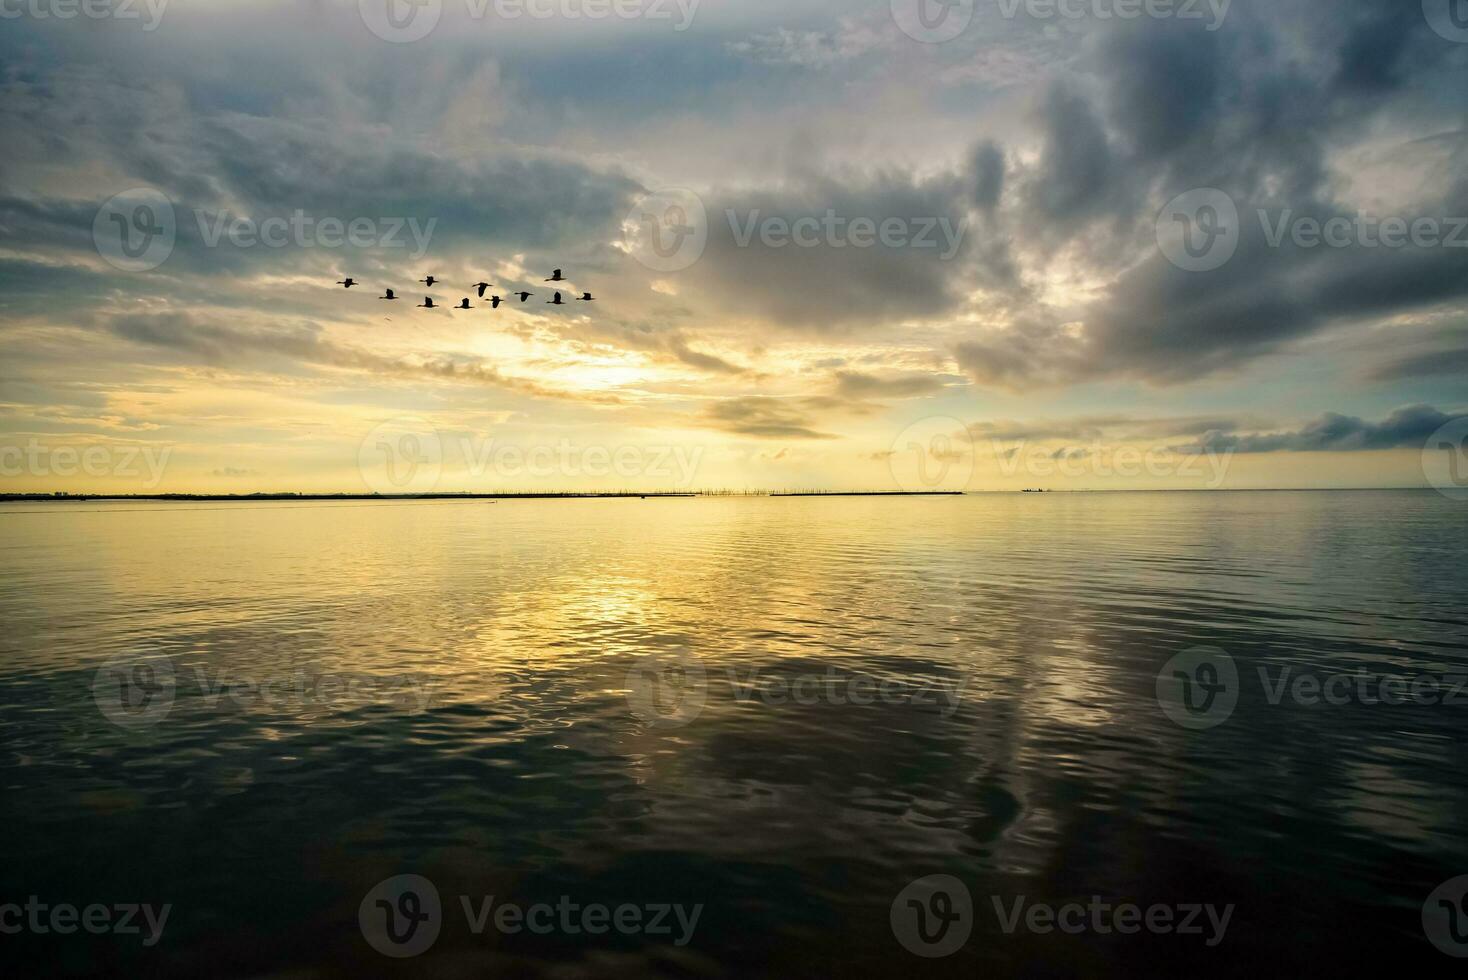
[1,492,1465,976]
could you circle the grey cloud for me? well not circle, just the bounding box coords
[4,0,1468,410]
[106,313,622,404]
[833,370,951,399]
[702,397,836,440]
[685,168,983,330]
[666,336,748,375]
[970,141,1006,212]
[958,6,1468,390]
[1025,83,1120,227]
[1369,347,1468,383]
[964,414,1243,443]
[1187,405,1466,453]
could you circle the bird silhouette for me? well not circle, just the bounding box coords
[514,291,533,302]
[547,291,565,305]
[456,298,473,310]
[420,276,439,287]
[576,292,594,302]
[488,295,503,309]
[473,282,492,298]
[418,296,438,309]
[337,277,357,288]
[545,269,565,282]
[380,288,398,300]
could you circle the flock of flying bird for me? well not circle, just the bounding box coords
[333,269,595,310]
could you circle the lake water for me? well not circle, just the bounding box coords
[1,491,1465,976]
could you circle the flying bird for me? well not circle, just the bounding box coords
[418,296,438,309]
[576,292,594,302]
[380,288,397,300]
[456,298,473,310]
[545,269,565,282]
[337,277,357,288]
[488,295,503,309]
[420,276,439,287]
[473,282,492,298]
[547,292,565,305]
[514,291,533,302]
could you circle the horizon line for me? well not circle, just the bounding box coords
[0,487,1441,503]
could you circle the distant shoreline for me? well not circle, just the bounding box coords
[0,488,1434,503]
[0,491,964,503]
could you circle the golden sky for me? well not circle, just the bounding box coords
[2,1,1466,493]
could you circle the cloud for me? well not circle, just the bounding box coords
[727,21,883,69]
[833,370,950,399]
[951,9,1468,390]
[964,413,1249,444]
[682,169,976,330]
[970,141,1006,213]
[1025,82,1122,227]
[1369,347,1468,382]
[3,0,1468,491]
[701,397,836,440]
[666,335,748,375]
[1185,405,1466,453]
[106,312,623,404]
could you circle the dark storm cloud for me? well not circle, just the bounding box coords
[956,4,1468,390]
[687,169,977,329]
[1025,83,1122,227]
[1097,24,1221,161]
[1369,347,1468,383]
[0,45,642,279]
[1186,405,1467,453]
[970,141,1006,213]
[3,0,1467,400]
[1333,4,1416,93]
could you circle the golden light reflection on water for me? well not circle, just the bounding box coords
[0,491,1465,975]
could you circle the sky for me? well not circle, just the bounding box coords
[2,0,1467,493]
